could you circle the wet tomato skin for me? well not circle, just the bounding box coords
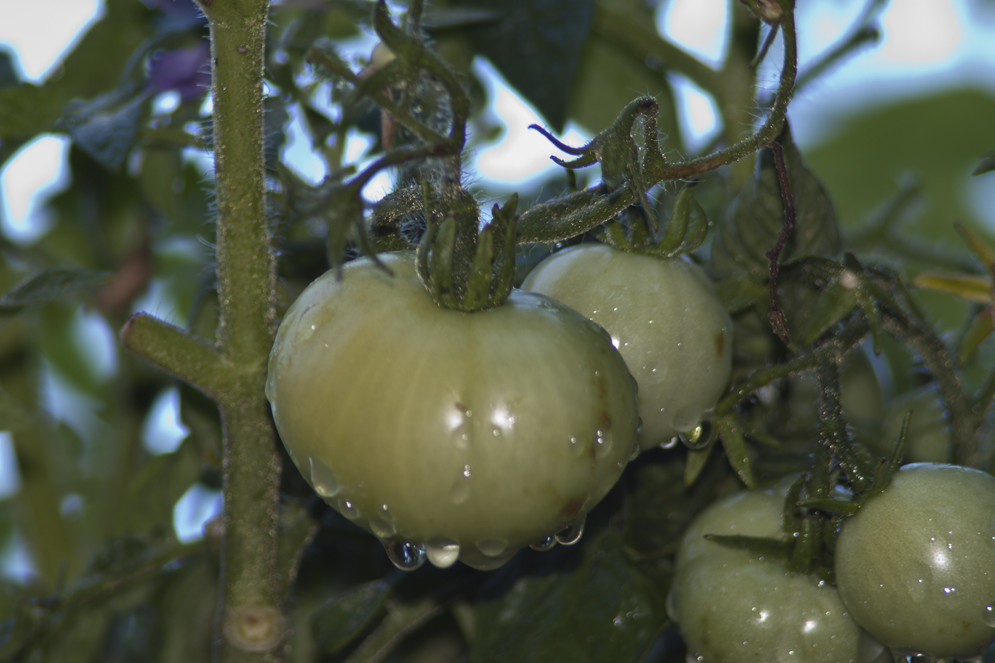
[834,463,995,659]
[265,252,639,570]
[522,243,732,452]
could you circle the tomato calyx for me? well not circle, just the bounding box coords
[415,180,519,312]
[597,185,711,256]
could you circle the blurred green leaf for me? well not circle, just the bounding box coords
[0,269,112,315]
[118,437,201,537]
[471,529,666,663]
[912,273,992,304]
[61,90,148,170]
[154,560,217,663]
[960,308,995,365]
[0,50,18,91]
[0,0,152,151]
[974,150,995,176]
[311,579,392,654]
[459,0,596,132]
[0,389,33,432]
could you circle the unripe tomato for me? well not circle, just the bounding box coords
[521,243,732,452]
[265,253,639,570]
[669,477,887,663]
[835,463,995,659]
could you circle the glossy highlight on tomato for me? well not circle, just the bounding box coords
[522,243,732,452]
[668,477,888,663]
[265,252,640,571]
[835,463,995,659]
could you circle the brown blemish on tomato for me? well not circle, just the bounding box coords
[715,331,725,358]
[561,497,585,519]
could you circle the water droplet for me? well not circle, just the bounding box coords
[628,442,640,462]
[671,405,700,432]
[309,457,340,499]
[666,588,678,621]
[337,498,361,520]
[369,503,395,538]
[476,538,508,557]
[492,427,500,437]
[556,516,586,546]
[530,536,556,552]
[594,429,613,459]
[385,541,426,571]
[660,437,680,450]
[678,421,713,451]
[450,473,471,504]
[983,604,995,627]
[568,435,584,457]
[425,538,461,568]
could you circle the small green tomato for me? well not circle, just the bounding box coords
[669,477,888,663]
[835,463,995,659]
[522,243,732,452]
[265,253,639,571]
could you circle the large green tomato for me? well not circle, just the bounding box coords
[669,478,888,663]
[835,463,995,659]
[521,243,732,452]
[265,253,639,570]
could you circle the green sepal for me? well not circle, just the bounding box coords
[795,498,860,516]
[717,416,755,489]
[703,534,792,559]
[955,220,995,274]
[912,273,993,304]
[683,438,715,487]
[801,279,859,346]
[464,228,496,311]
[782,474,807,536]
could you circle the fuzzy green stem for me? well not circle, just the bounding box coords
[198,0,283,660]
[120,313,227,398]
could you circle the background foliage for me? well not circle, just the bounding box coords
[0,0,994,661]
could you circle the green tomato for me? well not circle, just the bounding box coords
[265,252,639,571]
[521,243,732,452]
[835,463,995,659]
[669,477,888,663]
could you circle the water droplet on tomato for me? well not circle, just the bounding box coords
[296,321,319,343]
[425,538,460,568]
[672,405,700,432]
[983,603,995,627]
[476,538,508,557]
[338,498,361,520]
[660,437,680,450]
[594,429,612,459]
[556,516,586,546]
[309,457,340,499]
[369,503,395,538]
[628,442,640,462]
[530,536,556,552]
[568,435,583,457]
[385,540,426,571]
[450,472,471,504]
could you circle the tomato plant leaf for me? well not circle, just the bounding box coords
[0,388,34,432]
[458,0,596,133]
[311,579,392,654]
[60,90,148,171]
[471,529,666,663]
[801,280,859,346]
[0,268,112,316]
[974,150,995,177]
[960,307,995,364]
[711,128,841,279]
[0,50,18,90]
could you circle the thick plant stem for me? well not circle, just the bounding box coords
[198,0,283,660]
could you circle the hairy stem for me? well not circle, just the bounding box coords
[198,0,284,660]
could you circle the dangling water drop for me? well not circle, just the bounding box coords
[628,442,640,462]
[678,421,712,451]
[983,603,995,627]
[385,540,426,571]
[530,536,556,552]
[476,538,508,557]
[425,538,461,568]
[309,457,340,499]
[555,516,586,546]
